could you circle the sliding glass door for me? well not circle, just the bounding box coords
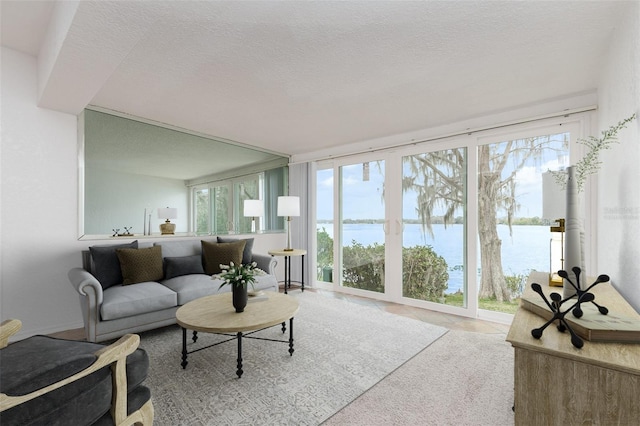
[476,127,571,315]
[313,116,586,319]
[316,150,469,310]
[340,160,386,294]
[402,148,467,307]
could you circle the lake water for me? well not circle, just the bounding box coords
[317,223,549,294]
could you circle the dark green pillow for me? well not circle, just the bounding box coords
[116,246,164,285]
[201,240,246,275]
[89,241,138,289]
[164,255,204,280]
[217,237,254,264]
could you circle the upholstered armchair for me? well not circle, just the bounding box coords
[0,319,153,425]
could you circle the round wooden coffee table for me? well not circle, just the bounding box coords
[176,291,299,377]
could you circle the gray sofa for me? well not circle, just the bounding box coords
[68,238,278,343]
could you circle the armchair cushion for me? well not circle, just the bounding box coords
[89,240,138,289]
[0,335,149,426]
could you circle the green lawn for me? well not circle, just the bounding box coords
[444,293,521,315]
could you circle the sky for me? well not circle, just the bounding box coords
[316,133,570,222]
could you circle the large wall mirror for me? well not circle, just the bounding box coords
[80,108,289,239]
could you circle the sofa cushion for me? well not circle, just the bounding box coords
[163,273,279,305]
[0,335,149,426]
[89,240,138,289]
[164,255,205,280]
[201,239,246,275]
[161,274,219,305]
[101,282,177,320]
[116,246,164,285]
[217,237,254,264]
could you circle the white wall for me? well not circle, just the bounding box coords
[596,1,640,313]
[0,46,286,340]
[85,167,188,235]
[1,47,81,337]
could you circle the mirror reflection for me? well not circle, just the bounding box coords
[81,109,288,238]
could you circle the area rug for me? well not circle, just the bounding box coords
[323,329,515,426]
[138,291,448,425]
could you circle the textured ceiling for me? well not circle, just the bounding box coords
[1,0,628,160]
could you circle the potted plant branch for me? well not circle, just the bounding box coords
[551,113,636,192]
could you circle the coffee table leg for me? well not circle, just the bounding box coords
[236,331,243,378]
[192,330,198,343]
[281,321,286,333]
[288,317,295,356]
[181,327,188,369]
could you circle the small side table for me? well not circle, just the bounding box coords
[268,249,307,294]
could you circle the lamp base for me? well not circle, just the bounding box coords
[159,221,175,235]
[283,248,294,252]
[549,273,564,287]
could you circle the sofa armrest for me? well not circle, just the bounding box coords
[68,268,104,306]
[0,320,22,349]
[0,334,153,425]
[68,268,104,342]
[252,253,277,275]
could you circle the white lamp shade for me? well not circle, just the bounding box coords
[542,172,566,220]
[244,199,264,217]
[277,196,300,217]
[157,207,178,220]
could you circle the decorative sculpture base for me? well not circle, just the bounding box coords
[529,267,610,348]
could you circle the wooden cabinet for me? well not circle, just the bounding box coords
[506,271,640,425]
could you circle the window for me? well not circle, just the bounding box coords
[191,167,287,235]
[312,115,586,320]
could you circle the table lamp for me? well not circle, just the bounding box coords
[244,199,264,233]
[158,207,177,235]
[277,196,300,251]
[542,172,566,287]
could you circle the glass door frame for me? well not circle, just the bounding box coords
[314,146,477,318]
[396,137,477,317]
[311,112,595,321]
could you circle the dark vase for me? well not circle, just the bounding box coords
[232,284,248,313]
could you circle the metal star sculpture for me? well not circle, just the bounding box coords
[559,267,610,318]
[530,267,610,349]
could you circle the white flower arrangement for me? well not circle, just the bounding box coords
[213,261,266,290]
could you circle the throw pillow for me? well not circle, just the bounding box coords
[217,237,254,264]
[164,255,205,280]
[89,240,139,289]
[116,246,164,285]
[201,240,246,275]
